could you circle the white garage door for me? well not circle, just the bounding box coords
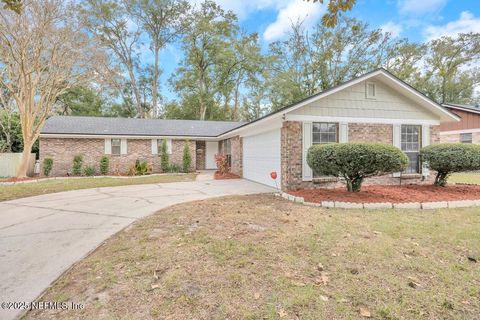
[243,129,281,188]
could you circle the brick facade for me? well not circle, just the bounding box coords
[231,136,243,176]
[40,138,196,176]
[440,131,480,144]
[348,123,393,144]
[280,121,436,191]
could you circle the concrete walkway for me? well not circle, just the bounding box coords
[0,179,274,320]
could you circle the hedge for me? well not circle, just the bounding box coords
[420,143,480,186]
[307,143,408,192]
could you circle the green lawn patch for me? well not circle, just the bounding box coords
[0,174,196,202]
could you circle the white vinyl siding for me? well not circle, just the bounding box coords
[290,80,436,120]
[243,129,281,188]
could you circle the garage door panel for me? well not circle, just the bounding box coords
[243,129,281,188]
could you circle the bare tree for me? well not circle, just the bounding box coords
[0,0,105,177]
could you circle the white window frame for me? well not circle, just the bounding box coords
[156,139,172,154]
[111,138,121,155]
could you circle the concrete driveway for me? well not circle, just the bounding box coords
[0,178,274,319]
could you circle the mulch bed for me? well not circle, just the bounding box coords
[289,184,480,203]
[214,171,241,180]
[0,177,35,183]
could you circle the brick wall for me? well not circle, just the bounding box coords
[281,121,303,190]
[231,135,243,176]
[280,121,437,191]
[40,138,196,176]
[348,123,393,144]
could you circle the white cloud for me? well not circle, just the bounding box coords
[189,0,286,20]
[424,11,480,40]
[397,0,447,16]
[263,0,327,42]
[381,21,403,38]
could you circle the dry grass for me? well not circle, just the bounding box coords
[26,195,480,320]
[0,174,196,202]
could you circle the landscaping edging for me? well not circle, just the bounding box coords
[278,192,480,210]
[0,173,192,186]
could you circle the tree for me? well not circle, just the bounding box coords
[56,86,105,116]
[0,0,104,177]
[83,0,146,117]
[267,17,398,110]
[170,1,238,120]
[1,0,21,13]
[126,0,188,118]
[306,0,356,27]
[388,33,480,105]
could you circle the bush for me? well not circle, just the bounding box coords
[420,143,480,186]
[215,153,230,175]
[182,141,192,173]
[307,143,408,192]
[43,158,53,176]
[72,155,83,176]
[83,165,95,176]
[134,159,151,176]
[160,139,169,172]
[99,156,109,175]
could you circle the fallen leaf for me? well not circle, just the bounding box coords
[467,255,477,263]
[277,308,288,318]
[151,284,160,290]
[254,292,260,300]
[319,295,329,302]
[317,263,324,271]
[359,306,371,318]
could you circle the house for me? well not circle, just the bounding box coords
[439,103,480,144]
[40,68,459,190]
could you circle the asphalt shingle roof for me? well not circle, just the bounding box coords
[41,116,246,137]
[443,103,480,113]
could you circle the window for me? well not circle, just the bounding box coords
[111,139,121,155]
[157,139,170,154]
[460,133,472,143]
[366,82,376,99]
[312,122,338,145]
[401,125,421,173]
[312,123,338,177]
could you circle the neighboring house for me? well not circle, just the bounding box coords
[40,68,459,190]
[439,103,480,144]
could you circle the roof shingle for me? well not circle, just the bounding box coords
[41,116,246,137]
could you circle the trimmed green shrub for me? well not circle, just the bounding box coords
[72,155,83,176]
[307,143,408,192]
[420,143,480,186]
[99,156,109,175]
[160,139,169,172]
[83,165,95,176]
[43,158,53,176]
[182,141,192,173]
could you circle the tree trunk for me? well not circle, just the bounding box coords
[17,138,33,178]
[152,45,159,118]
[127,65,144,118]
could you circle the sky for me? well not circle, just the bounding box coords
[155,0,480,99]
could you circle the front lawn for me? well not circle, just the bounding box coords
[0,174,196,202]
[26,195,480,320]
[449,172,480,185]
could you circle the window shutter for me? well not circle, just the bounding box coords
[151,139,158,154]
[421,125,430,177]
[167,139,172,154]
[422,125,430,147]
[104,139,111,155]
[302,122,313,181]
[339,123,348,143]
[121,139,127,155]
[393,124,401,177]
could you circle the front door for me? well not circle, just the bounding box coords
[205,141,218,169]
[401,125,421,173]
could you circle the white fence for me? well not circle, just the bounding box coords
[0,153,36,177]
